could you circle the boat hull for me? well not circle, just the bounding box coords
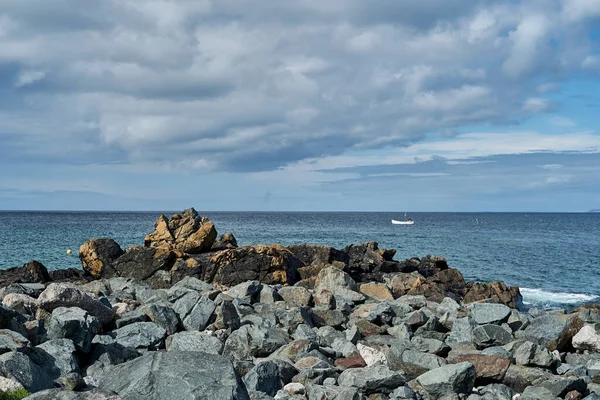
[392,220,414,225]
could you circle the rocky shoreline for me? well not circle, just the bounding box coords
[0,208,598,399]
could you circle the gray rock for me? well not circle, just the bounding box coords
[259,285,283,304]
[305,383,363,400]
[520,386,560,400]
[224,324,290,360]
[389,386,417,400]
[473,325,513,348]
[469,303,511,325]
[507,310,530,332]
[98,351,249,400]
[141,303,180,335]
[411,336,451,356]
[167,276,214,298]
[243,360,298,396]
[293,324,318,343]
[446,317,476,348]
[513,340,557,368]
[115,309,148,328]
[166,331,223,354]
[416,362,476,398]
[387,343,447,379]
[331,338,358,358]
[114,321,166,350]
[337,364,407,394]
[33,338,79,379]
[477,383,515,400]
[388,324,413,341]
[47,307,101,353]
[501,364,551,393]
[0,350,54,392]
[24,388,124,399]
[314,267,365,303]
[405,310,429,328]
[215,300,241,330]
[540,377,587,398]
[86,341,140,377]
[316,326,345,347]
[481,346,512,359]
[173,292,216,331]
[37,283,115,325]
[275,307,313,332]
[0,329,29,354]
[517,313,583,352]
[225,281,262,302]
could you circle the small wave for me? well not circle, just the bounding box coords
[520,287,599,306]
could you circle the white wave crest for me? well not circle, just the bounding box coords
[520,287,598,305]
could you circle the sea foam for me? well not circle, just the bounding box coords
[520,287,598,306]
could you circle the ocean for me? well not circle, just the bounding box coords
[0,211,598,308]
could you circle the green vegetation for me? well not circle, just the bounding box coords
[0,388,31,400]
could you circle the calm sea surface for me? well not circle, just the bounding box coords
[0,211,598,308]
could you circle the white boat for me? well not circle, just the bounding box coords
[392,212,414,225]
[392,219,414,225]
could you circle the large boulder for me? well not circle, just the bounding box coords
[314,266,365,303]
[0,351,54,393]
[407,268,467,303]
[144,208,217,254]
[79,238,124,279]
[0,260,50,288]
[415,362,476,398]
[337,364,407,394]
[111,246,175,282]
[37,283,115,325]
[343,242,399,281]
[573,324,600,352]
[47,307,101,353]
[463,281,523,309]
[98,351,249,400]
[517,313,583,352]
[287,244,348,268]
[198,245,302,287]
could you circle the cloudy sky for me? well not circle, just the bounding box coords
[1,0,599,211]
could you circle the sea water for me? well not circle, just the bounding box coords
[0,211,598,308]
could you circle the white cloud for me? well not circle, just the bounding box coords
[0,0,599,172]
[523,97,554,112]
[549,116,577,127]
[15,69,46,87]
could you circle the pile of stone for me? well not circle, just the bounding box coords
[0,209,598,400]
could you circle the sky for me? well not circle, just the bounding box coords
[0,0,599,212]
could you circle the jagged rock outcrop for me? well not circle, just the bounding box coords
[79,238,124,279]
[0,260,50,288]
[144,208,217,254]
[176,245,302,287]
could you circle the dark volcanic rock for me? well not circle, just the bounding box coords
[199,245,302,287]
[212,233,239,250]
[98,351,249,400]
[48,268,87,282]
[407,268,467,303]
[79,238,124,279]
[0,260,50,287]
[463,281,523,309]
[343,242,399,281]
[287,244,349,268]
[112,246,176,281]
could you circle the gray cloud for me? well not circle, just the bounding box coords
[1,0,599,171]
